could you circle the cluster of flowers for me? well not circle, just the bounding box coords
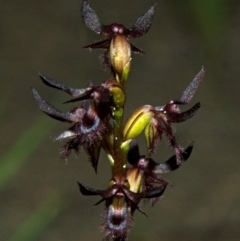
[32,1,204,240]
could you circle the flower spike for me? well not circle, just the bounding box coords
[32,0,204,238]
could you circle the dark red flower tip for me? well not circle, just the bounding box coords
[81,0,156,39]
[155,67,205,123]
[145,68,204,160]
[81,0,156,73]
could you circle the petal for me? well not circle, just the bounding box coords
[64,86,111,106]
[60,137,81,160]
[130,201,149,217]
[175,67,205,104]
[32,88,78,122]
[84,143,101,174]
[55,130,76,141]
[122,187,142,204]
[143,183,168,199]
[153,143,194,173]
[156,117,184,163]
[99,51,111,72]
[83,39,111,49]
[81,0,103,34]
[97,187,118,199]
[77,182,117,207]
[77,181,99,195]
[63,89,94,104]
[130,43,144,54]
[167,102,200,123]
[77,182,112,209]
[129,4,156,38]
[39,73,85,97]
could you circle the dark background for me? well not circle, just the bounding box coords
[1,0,240,240]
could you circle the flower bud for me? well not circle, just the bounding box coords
[123,105,155,140]
[104,79,125,108]
[109,34,131,83]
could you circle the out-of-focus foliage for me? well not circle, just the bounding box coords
[9,193,64,241]
[0,117,55,191]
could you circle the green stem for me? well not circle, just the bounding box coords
[112,107,125,176]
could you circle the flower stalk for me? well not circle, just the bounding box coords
[32,0,204,240]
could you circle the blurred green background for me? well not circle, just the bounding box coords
[1,0,240,240]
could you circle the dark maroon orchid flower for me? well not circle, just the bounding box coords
[78,175,167,240]
[128,139,193,176]
[32,73,113,173]
[127,139,193,205]
[151,67,204,162]
[155,67,205,122]
[123,68,204,164]
[81,0,156,71]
